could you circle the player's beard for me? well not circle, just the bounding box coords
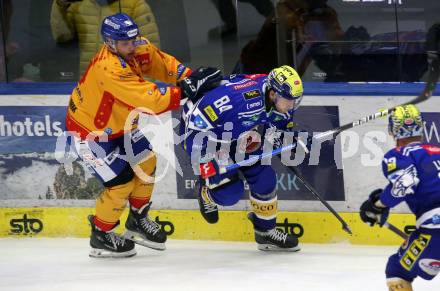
[124,52,135,61]
[265,90,274,112]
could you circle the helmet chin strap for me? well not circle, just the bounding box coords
[104,39,127,61]
[264,86,275,112]
[104,38,117,52]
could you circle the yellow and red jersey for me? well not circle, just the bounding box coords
[66,36,191,140]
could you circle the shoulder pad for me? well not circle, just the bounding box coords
[396,144,424,157]
[420,144,440,156]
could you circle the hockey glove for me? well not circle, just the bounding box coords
[294,131,313,154]
[199,158,220,180]
[280,131,312,153]
[179,67,222,102]
[360,189,390,227]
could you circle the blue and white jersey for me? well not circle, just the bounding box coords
[181,74,295,156]
[381,143,440,229]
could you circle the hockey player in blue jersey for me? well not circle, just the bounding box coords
[360,104,440,291]
[181,65,304,251]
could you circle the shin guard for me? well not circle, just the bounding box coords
[95,179,135,231]
[129,152,157,209]
[249,193,277,231]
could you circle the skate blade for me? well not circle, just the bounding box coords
[257,244,301,252]
[89,247,137,258]
[123,230,166,251]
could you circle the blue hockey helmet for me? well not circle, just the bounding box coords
[388,104,423,139]
[101,13,139,45]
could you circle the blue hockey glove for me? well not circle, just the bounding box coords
[179,67,222,102]
[360,189,390,227]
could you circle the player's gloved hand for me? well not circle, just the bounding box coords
[294,131,313,154]
[199,157,220,180]
[360,189,390,227]
[179,67,222,102]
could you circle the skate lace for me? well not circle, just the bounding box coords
[106,232,126,248]
[203,200,217,213]
[140,217,160,235]
[201,188,217,213]
[268,228,287,243]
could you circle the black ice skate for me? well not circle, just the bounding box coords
[88,215,136,258]
[123,202,167,250]
[197,183,219,224]
[248,213,300,252]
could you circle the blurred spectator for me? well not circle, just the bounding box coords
[239,0,343,75]
[426,23,440,54]
[50,0,160,75]
[0,0,20,81]
[335,27,426,82]
[146,0,190,62]
[4,0,80,82]
[1,0,18,58]
[209,0,274,39]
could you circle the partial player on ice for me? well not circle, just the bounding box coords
[360,104,440,291]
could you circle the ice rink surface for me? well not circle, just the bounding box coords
[1,238,438,291]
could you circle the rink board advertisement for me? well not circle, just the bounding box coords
[0,106,65,154]
[0,104,104,201]
[0,207,416,245]
[0,94,439,243]
[422,112,440,146]
[172,106,345,202]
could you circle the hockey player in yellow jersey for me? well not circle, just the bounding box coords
[66,12,222,258]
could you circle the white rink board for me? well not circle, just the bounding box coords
[0,94,439,212]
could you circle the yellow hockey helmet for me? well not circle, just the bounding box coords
[388,104,423,139]
[266,65,303,110]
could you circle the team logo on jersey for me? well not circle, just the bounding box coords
[203,105,218,122]
[243,89,261,100]
[419,259,440,276]
[159,87,167,95]
[247,100,262,110]
[193,115,209,129]
[135,53,150,65]
[389,165,419,198]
